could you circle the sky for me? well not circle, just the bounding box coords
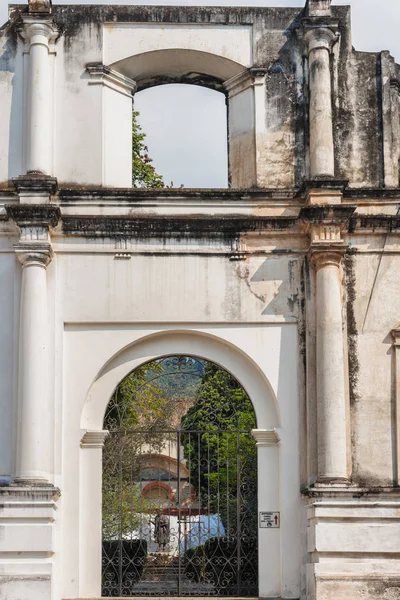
[1,1,400,187]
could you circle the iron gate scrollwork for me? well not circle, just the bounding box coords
[102,356,258,597]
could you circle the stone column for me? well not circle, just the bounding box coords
[311,246,348,483]
[304,27,338,178]
[7,202,60,483]
[22,19,57,175]
[15,246,53,482]
[251,429,281,598]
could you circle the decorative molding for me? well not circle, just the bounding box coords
[62,214,298,238]
[309,245,345,269]
[6,204,60,229]
[310,223,342,243]
[223,69,260,98]
[251,428,281,447]
[18,18,60,52]
[80,430,109,449]
[14,244,53,268]
[13,174,58,196]
[86,63,137,98]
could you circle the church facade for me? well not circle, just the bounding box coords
[1,0,400,598]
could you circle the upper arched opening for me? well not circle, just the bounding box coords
[110,48,247,92]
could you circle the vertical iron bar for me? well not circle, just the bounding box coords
[177,428,181,597]
[119,431,123,596]
[198,432,201,553]
[236,430,241,597]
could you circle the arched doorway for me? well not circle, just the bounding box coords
[101,355,258,597]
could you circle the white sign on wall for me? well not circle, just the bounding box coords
[259,511,280,528]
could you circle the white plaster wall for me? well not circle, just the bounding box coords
[0,246,19,480]
[54,29,103,185]
[0,38,24,182]
[103,85,132,187]
[56,249,300,324]
[103,23,252,68]
[349,244,400,485]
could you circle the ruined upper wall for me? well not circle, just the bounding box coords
[1,3,399,189]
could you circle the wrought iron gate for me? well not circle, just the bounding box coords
[102,428,258,597]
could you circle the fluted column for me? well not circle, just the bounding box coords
[15,246,53,482]
[22,19,57,175]
[311,246,348,483]
[304,27,338,178]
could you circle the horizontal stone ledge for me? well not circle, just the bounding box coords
[302,485,400,498]
[64,598,262,600]
[61,215,299,237]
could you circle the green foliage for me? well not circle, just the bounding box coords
[180,363,257,530]
[103,361,178,539]
[132,109,164,188]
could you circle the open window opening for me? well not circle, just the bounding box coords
[133,85,229,189]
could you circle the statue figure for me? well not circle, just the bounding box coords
[154,512,170,551]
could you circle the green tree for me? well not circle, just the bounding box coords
[103,361,178,539]
[132,109,164,188]
[180,363,257,533]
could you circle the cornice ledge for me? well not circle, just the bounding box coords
[251,428,281,446]
[349,214,400,233]
[6,204,60,228]
[13,173,58,195]
[61,214,298,237]
[86,63,137,97]
[300,204,356,223]
[0,483,60,502]
[80,430,109,449]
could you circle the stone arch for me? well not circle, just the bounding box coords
[101,46,258,188]
[110,48,247,92]
[81,329,280,432]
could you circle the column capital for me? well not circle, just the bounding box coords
[300,204,356,246]
[19,18,59,49]
[309,245,345,270]
[80,430,109,449]
[251,429,281,447]
[302,26,339,54]
[14,243,54,268]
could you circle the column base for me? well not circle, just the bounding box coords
[0,484,59,600]
[313,476,351,488]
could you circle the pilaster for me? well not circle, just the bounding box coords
[19,12,59,175]
[251,429,281,597]
[6,204,60,484]
[299,2,339,179]
[301,202,355,485]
